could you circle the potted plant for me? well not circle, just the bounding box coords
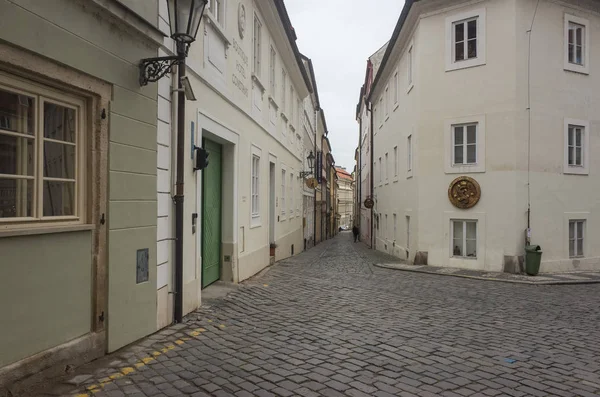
[269,243,277,257]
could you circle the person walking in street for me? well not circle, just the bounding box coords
[352,225,359,242]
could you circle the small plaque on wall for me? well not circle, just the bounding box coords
[136,248,149,284]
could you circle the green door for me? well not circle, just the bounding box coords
[202,139,222,288]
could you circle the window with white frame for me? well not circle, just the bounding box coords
[385,85,389,118]
[393,213,397,241]
[446,9,486,71]
[297,99,301,127]
[452,220,477,258]
[209,0,224,25]
[251,154,260,219]
[0,82,84,223]
[289,172,294,216]
[281,69,287,113]
[253,15,262,76]
[407,135,412,172]
[569,220,584,258]
[408,45,413,87]
[393,71,399,105]
[280,169,286,218]
[453,123,477,165]
[564,14,589,74]
[564,119,589,175]
[567,124,584,167]
[393,146,398,177]
[290,86,295,125]
[385,152,389,182]
[385,214,388,240]
[378,157,382,183]
[269,46,276,94]
[378,98,383,126]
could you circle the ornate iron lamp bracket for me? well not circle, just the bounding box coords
[139,55,183,86]
[299,171,313,178]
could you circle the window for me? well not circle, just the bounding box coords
[385,152,389,182]
[393,71,399,105]
[407,135,412,172]
[453,123,477,165]
[408,45,413,87]
[281,69,287,113]
[446,9,486,71]
[567,125,583,167]
[385,85,389,118]
[406,216,410,250]
[209,0,224,25]
[0,83,84,223]
[251,154,260,218]
[297,99,301,127]
[569,220,584,258]
[281,169,286,218]
[564,14,590,74]
[269,46,276,94]
[393,213,397,241]
[290,86,295,125]
[393,146,398,177]
[568,22,585,66]
[385,214,388,240]
[454,18,478,62]
[452,220,477,258]
[289,172,294,216]
[253,15,262,76]
[378,157,382,183]
[564,119,589,175]
[378,98,383,127]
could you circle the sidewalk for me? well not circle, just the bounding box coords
[374,262,600,285]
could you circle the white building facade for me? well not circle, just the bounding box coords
[155,0,315,323]
[369,0,600,273]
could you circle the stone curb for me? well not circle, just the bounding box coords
[373,263,600,285]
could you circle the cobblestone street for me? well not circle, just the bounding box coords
[43,233,600,397]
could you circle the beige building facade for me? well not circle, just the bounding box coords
[335,167,354,229]
[369,0,600,273]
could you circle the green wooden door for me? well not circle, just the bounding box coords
[202,139,222,288]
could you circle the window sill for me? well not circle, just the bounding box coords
[393,103,399,112]
[407,83,414,94]
[446,58,486,72]
[252,74,266,93]
[564,167,589,176]
[564,64,589,75]
[205,14,231,47]
[0,224,94,238]
[281,112,289,122]
[393,177,399,183]
[250,216,261,229]
[268,96,279,109]
[385,115,390,122]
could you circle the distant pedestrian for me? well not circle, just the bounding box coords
[352,225,359,242]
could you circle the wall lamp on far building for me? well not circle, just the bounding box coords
[138,0,208,86]
[299,151,316,178]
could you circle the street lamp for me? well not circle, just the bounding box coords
[299,151,316,178]
[138,0,207,324]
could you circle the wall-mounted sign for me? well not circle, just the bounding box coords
[316,151,323,183]
[306,178,318,189]
[364,198,374,209]
[448,176,481,209]
[238,3,246,39]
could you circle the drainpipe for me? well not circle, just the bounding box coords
[313,108,318,247]
[369,99,374,249]
[358,114,362,240]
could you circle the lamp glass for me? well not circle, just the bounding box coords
[307,151,315,170]
[167,0,207,43]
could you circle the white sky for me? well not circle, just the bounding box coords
[285,0,404,172]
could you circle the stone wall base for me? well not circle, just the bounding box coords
[503,255,525,274]
[414,251,428,265]
[0,332,105,397]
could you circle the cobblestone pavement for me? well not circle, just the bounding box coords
[41,232,600,397]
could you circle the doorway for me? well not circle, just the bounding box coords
[269,161,275,244]
[201,139,222,288]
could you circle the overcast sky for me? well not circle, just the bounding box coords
[285,0,404,172]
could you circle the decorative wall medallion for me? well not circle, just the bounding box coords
[448,176,481,209]
[238,3,246,39]
[364,198,374,209]
[306,178,318,189]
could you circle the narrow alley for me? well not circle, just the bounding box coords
[37,234,600,397]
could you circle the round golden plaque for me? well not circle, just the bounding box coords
[306,178,319,189]
[448,176,481,209]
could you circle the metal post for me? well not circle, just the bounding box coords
[174,41,186,323]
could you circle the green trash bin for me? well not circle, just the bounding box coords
[525,245,542,276]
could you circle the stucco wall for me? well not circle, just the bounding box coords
[0,231,92,368]
[0,0,161,353]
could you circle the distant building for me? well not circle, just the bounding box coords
[335,167,354,229]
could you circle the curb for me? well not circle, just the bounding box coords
[373,263,600,285]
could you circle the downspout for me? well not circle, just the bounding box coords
[358,116,362,240]
[313,108,318,246]
[369,99,374,249]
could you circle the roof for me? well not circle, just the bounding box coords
[368,0,418,103]
[335,167,353,181]
[274,0,313,94]
[300,54,321,110]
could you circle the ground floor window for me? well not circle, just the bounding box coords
[452,220,476,258]
[0,76,84,224]
[569,220,585,258]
